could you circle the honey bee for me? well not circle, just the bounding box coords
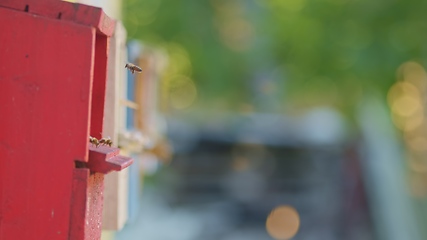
[125,63,142,74]
[99,137,113,147]
[89,136,100,147]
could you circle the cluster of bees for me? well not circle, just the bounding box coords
[89,136,113,148]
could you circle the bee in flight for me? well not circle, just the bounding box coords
[99,137,113,147]
[89,136,100,147]
[125,63,142,74]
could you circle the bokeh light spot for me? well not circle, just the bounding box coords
[168,75,198,109]
[406,136,427,152]
[391,95,422,117]
[391,110,424,132]
[387,82,420,106]
[266,205,300,240]
[232,156,250,171]
[396,61,427,91]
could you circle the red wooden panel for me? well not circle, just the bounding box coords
[87,145,134,174]
[90,36,109,139]
[69,169,90,240]
[69,169,104,240]
[0,0,115,36]
[85,172,104,240]
[0,7,95,239]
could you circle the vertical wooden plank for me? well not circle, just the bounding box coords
[119,51,129,135]
[68,169,106,240]
[134,47,167,142]
[102,22,130,231]
[0,8,94,239]
[126,158,142,224]
[85,173,105,240]
[102,170,129,230]
[91,35,109,139]
[103,22,125,147]
[69,169,90,240]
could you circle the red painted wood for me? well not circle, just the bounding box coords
[90,36,109,139]
[69,169,105,240]
[0,0,115,36]
[85,173,105,240]
[0,6,95,239]
[69,169,90,240]
[0,0,129,239]
[87,146,134,174]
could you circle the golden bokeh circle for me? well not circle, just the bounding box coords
[266,205,300,240]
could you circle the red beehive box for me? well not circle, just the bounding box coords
[0,0,133,239]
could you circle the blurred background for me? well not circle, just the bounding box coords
[76,0,427,239]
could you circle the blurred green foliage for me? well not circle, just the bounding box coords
[123,0,427,113]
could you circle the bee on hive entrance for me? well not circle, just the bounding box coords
[125,63,142,74]
[99,137,113,147]
[89,136,100,147]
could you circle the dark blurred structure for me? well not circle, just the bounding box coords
[149,110,374,240]
[116,0,427,239]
